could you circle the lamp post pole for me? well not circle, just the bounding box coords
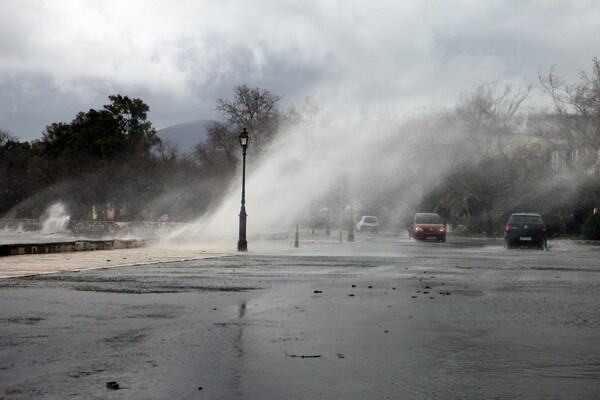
[237,128,249,252]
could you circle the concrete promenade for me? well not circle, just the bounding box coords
[0,245,230,278]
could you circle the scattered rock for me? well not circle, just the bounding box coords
[368,286,373,289]
[411,296,417,298]
[106,381,119,390]
[314,290,323,294]
[348,294,355,297]
[286,351,322,358]
[352,284,356,287]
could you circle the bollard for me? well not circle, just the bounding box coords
[294,225,300,247]
[347,207,355,242]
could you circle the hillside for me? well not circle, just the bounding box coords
[157,120,209,152]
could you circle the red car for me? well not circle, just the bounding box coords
[408,213,446,242]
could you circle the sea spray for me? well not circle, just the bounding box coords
[41,203,71,234]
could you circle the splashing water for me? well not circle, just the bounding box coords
[166,111,467,248]
[41,203,71,234]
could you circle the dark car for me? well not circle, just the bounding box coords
[503,213,547,250]
[408,212,446,242]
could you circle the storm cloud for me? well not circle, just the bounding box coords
[1,0,599,140]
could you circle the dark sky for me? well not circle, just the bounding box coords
[1,0,599,141]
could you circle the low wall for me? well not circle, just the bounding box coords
[0,219,41,231]
[0,238,146,257]
[0,219,182,237]
[68,220,181,237]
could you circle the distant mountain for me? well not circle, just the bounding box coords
[157,120,209,152]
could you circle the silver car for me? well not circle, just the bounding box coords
[356,216,379,233]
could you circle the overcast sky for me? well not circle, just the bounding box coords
[1,0,599,141]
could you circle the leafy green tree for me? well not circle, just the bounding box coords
[582,212,600,240]
[40,95,160,162]
[0,129,34,215]
[104,94,160,153]
[28,95,164,220]
[0,128,15,147]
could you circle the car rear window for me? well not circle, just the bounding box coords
[509,215,543,225]
[363,217,378,223]
[415,214,442,224]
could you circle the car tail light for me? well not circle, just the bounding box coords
[538,226,546,235]
[505,224,513,233]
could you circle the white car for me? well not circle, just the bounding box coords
[356,216,379,233]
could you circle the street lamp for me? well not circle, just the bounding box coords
[237,128,249,251]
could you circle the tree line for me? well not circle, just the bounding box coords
[0,87,295,222]
[1,60,600,238]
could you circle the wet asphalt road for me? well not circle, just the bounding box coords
[1,234,599,399]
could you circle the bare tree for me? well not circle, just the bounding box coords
[202,120,238,171]
[539,58,600,172]
[448,82,533,236]
[456,81,533,158]
[216,85,283,151]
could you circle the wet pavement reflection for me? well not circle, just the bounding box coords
[1,235,599,399]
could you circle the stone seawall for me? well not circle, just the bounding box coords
[0,219,42,231]
[0,219,180,257]
[68,220,181,237]
[0,219,182,237]
[0,238,146,257]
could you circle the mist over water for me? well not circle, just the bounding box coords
[167,110,467,246]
